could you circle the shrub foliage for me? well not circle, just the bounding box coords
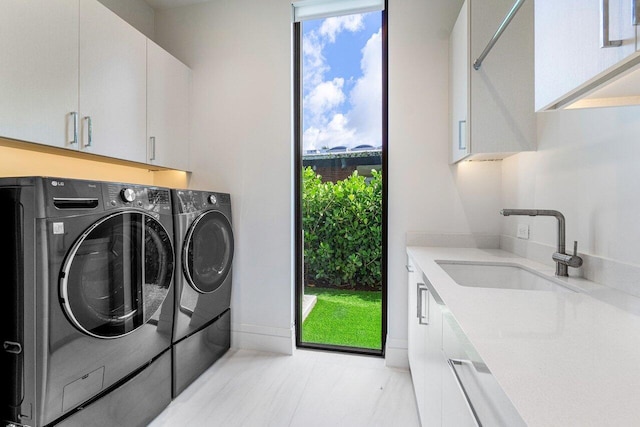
[302,167,382,290]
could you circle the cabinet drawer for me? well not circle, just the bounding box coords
[442,316,525,427]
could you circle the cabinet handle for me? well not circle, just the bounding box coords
[3,341,22,354]
[447,359,482,427]
[69,112,78,145]
[406,264,415,273]
[83,116,92,147]
[417,283,429,325]
[601,0,623,48]
[458,120,467,150]
[149,136,156,161]
[634,0,640,26]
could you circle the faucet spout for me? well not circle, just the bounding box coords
[500,209,580,277]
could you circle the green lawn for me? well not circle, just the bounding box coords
[302,287,382,350]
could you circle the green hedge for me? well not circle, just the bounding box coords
[302,167,382,290]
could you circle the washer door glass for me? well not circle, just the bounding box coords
[61,212,174,339]
[183,211,234,294]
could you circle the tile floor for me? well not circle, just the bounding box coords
[149,348,419,427]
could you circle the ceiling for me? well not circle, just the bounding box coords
[144,0,211,11]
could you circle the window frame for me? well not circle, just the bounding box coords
[293,4,388,357]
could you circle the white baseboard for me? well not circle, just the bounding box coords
[231,323,294,355]
[385,336,408,369]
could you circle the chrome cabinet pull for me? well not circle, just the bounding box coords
[447,359,482,427]
[149,136,156,161]
[458,120,467,150]
[633,0,640,25]
[84,116,92,147]
[417,283,429,325]
[601,0,623,48]
[406,264,415,273]
[3,341,22,354]
[69,112,78,145]
[416,282,422,319]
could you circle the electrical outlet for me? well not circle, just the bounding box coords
[517,224,529,239]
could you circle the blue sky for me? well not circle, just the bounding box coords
[302,12,382,151]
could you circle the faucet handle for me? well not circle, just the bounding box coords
[552,240,583,269]
[570,241,583,268]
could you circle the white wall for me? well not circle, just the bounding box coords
[502,106,640,270]
[386,0,503,366]
[154,0,504,359]
[97,0,156,39]
[155,0,295,353]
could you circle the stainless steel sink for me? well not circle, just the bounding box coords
[437,261,576,292]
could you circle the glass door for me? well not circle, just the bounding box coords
[294,6,388,355]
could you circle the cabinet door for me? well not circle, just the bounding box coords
[79,0,146,162]
[450,0,469,163]
[147,40,190,171]
[0,0,78,148]
[407,259,426,421]
[442,319,480,427]
[536,0,638,110]
[423,285,443,427]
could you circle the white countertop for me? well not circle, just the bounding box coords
[407,246,640,427]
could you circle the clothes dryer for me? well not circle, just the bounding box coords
[0,177,175,427]
[171,189,233,397]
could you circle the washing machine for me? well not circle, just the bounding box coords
[0,177,175,427]
[171,189,233,397]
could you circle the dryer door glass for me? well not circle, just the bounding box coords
[60,212,174,339]
[184,211,234,294]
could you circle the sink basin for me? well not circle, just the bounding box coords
[437,262,575,293]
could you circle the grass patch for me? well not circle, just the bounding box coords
[302,287,382,350]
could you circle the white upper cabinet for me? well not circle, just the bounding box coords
[0,0,79,148]
[0,0,191,169]
[449,0,536,163]
[79,0,147,163]
[450,1,469,163]
[147,40,191,171]
[536,0,640,110]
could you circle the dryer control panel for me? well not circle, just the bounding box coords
[104,184,171,214]
[175,190,231,214]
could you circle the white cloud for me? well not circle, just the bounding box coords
[345,29,382,147]
[302,31,326,88]
[319,15,364,43]
[302,15,381,151]
[303,113,357,150]
[304,78,346,124]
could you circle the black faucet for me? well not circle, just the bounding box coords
[500,209,583,277]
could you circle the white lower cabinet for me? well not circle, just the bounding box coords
[407,258,428,422]
[408,255,525,426]
[441,319,480,427]
[423,282,443,426]
[408,257,442,426]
